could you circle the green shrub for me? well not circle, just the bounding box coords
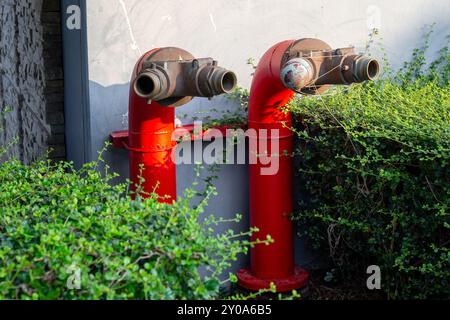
[289,33,449,299]
[0,154,259,300]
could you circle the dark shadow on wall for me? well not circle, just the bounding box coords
[87,80,247,182]
[88,81,130,184]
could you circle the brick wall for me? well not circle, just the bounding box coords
[0,0,65,163]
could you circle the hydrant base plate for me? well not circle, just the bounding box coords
[237,267,309,293]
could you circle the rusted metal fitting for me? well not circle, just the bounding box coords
[352,55,380,82]
[280,39,380,94]
[196,62,237,97]
[134,48,237,106]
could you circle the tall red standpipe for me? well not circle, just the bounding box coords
[237,40,308,292]
[237,39,380,292]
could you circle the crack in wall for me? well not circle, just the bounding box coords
[209,13,217,33]
[118,0,142,56]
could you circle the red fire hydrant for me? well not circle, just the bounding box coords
[126,47,237,202]
[237,38,380,292]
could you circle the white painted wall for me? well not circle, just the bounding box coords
[84,0,449,271]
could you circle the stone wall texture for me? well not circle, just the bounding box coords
[0,0,65,163]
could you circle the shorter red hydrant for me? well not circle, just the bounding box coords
[126,47,237,202]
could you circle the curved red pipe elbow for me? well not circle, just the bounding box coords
[238,41,309,292]
[248,40,296,127]
[128,49,176,203]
